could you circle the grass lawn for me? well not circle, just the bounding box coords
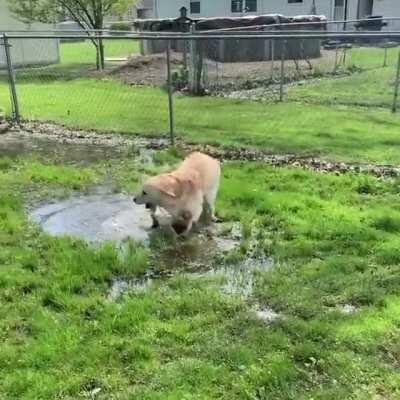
[290,64,397,108]
[60,39,140,65]
[1,42,400,400]
[1,76,400,163]
[1,45,400,164]
[1,150,400,399]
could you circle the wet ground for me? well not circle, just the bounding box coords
[3,123,284,322]
[109,254,274,300]
[5,122,400,178]
[30,188,274,309]
[0,131,135,165]
[31,192,153,242]
[4,122,400,177]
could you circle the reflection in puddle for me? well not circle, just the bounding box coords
[253,307,281,324]
[193,256,274,299]
[109,255,274,301]
[108,277,153,300]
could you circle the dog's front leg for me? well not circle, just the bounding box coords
[172,210,193,236]
[149,205,159,228]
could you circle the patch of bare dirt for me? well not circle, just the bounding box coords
[101,49,340,88]
[109,52,183,86]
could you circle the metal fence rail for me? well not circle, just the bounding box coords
[1,30,400,145]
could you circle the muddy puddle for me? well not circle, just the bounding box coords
[109,254,274,300]
[30,189,274,303]
[189,255,274,299]
[31,192,154,242]
[0,132,135,165]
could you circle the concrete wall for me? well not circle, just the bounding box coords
[0,0,60,68]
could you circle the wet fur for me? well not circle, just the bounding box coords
[134,152,220,234]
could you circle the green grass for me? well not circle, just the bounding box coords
[290,64,396,108]
[289,46,399,108]
[60,39,140,65]
[1,46,400,164]
[1,151,400,399]
[2,77,400,163]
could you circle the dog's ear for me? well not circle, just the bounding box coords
[156,176,183,198]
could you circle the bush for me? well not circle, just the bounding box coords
[171,67,189,90]
[110,22,131,32]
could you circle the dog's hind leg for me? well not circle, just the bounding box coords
[204,183,220,223]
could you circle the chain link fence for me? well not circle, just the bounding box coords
[1,26,400,146]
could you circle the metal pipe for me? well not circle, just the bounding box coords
[5,32,400,40]
[270,39,275,80]
[343,0,349,31]
[166,40,175,145]
[280,40,285,102]
[392,49,400,113]
[3,34,20,122]
[383,46,388,67]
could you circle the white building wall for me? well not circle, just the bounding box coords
[155,0,336,19]
[0,0,59,68]
[261,0,333,19]
[373,0,400,17]
[155,0,400,21]
[155,0,228,18]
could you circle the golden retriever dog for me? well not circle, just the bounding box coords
[134,152,220,234]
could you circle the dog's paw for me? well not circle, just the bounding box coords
[212,215,223,223]
[172,221,188,235]
[151,219,160,229]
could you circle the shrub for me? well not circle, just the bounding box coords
[110,22,131,32]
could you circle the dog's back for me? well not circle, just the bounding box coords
[177,152,220,192]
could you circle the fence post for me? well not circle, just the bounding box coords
[166,39,175,145]
[391,49,400,113]
[333,43,339,73]
[270,39,275,80]
[279,40,285,102]
[3,34,20,122]
[383,45,388,68]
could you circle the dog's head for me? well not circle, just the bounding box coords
[133,174,190,207]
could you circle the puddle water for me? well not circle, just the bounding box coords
[0,133,134,165]
[338,304,358,315]
[194,256,274,299]
[253,307,281,324]
[109,255,273,301]
[31,193,153,242]
[108,276,153,300]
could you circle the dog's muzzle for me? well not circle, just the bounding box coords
[145,203,153,209]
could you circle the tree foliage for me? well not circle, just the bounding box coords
[7,0,134,69]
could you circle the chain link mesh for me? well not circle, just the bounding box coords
[0,26,400,146]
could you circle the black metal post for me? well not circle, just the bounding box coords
[166,40,175,145]
[3,34,20,122]
[392,49,400,113]
[279,40,285,102]
[270,39,275,80]
[383,46,388,67]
